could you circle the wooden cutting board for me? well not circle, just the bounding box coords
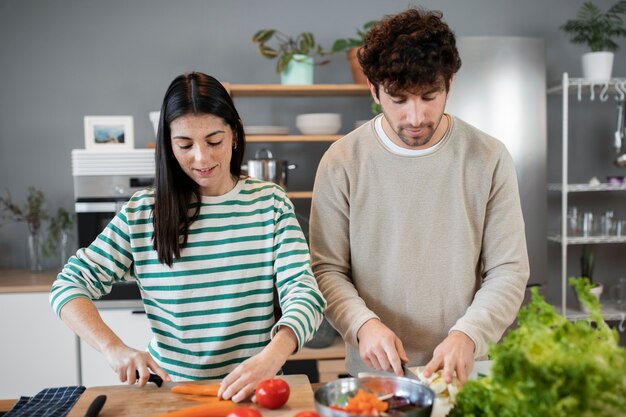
[67,374,315,417]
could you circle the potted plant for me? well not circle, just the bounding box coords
[580,244,602,310]
[331,20,379,84]
[560,0,626,81]
[252,29,329,85]
[0,187,49,272]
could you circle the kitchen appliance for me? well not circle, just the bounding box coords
[72,149,155,303]
[446,37,547,285]
[243,148,297,189]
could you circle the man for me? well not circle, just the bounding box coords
[309,7,529,384]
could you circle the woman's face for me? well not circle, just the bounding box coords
[170,113,236,196]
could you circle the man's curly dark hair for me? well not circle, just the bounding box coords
[358,7,462,97]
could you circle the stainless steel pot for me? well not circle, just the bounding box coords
[242,149,297,189]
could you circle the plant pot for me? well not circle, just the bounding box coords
[347,47,367,84]
[581,284,603,313]
[581,51,614,82]
[280,54,313,85]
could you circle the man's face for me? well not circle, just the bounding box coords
[370,80,450,149]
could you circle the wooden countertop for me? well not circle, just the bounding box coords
[0,269,58,293]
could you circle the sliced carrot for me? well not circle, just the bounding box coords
[171,383,220,396]
[153,400,236,417]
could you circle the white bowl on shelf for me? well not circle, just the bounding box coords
[295,113,341,135]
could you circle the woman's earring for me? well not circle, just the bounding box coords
[233,140,237,149]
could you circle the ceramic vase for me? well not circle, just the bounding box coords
[582,51,614,83]
[27,230,43,272]
[280,54,314,85]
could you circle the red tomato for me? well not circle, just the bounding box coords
[226,407,262,417]
[294,412,321,417]
[255,378,291,409]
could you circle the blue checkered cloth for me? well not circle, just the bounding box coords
[5,386,86,417]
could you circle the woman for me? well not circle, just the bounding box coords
[49,72,326,402]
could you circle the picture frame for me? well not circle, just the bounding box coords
[84,116,134,151]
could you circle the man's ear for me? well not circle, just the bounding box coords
[367,79,381,104]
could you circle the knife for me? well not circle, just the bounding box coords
[135,370,164,387]
[402,364,421,381]
[84,394,106,417]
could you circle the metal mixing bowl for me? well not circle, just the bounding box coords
[314,376,435,417]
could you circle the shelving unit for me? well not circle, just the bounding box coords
[226,83,371,198]
[548,73,626,318]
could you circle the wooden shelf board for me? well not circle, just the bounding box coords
[287,191,312,199]
[289,337,345,361]
[225,83,371,97]
[247,135,341,142]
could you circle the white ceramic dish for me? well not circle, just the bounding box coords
[296,113,341,135]
[245,125,289,135]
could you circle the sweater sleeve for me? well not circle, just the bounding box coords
[49,202,135,317]
[271,190,326,351]
[450,145,530,357]
[309,149,379,348]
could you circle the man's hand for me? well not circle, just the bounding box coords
[422,330,475,384]
[357,319,408,376]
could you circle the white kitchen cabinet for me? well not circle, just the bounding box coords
[80,306,152,387]
[548,72,626,319]
[0,292,78,399]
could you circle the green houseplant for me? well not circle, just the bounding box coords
[560,0,626,80]
[331,20,379,84]
[1,187,75,271]
[0,187,49,271]
[252,29,329,84]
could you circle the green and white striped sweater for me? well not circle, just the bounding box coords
[50,178,325,380]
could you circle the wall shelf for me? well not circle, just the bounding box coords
[247,135,341,143]
[548,183,626,192]
[225,83,370,97]
[286,191,313,200]
[549,72,626,320]
[548,235,626,244]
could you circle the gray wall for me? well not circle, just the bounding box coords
[1,1,625,295]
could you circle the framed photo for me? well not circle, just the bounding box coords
[84,116,134,151]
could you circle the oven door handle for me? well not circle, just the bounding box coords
[75,202,118,213]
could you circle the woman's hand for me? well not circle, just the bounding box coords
[102,342,171,386]
[218,326,298,402]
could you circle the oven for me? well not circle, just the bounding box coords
[72,149,155,306]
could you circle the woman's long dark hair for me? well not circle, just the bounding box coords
[153,72,246,266]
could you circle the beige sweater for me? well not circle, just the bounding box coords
[309,116,529,376]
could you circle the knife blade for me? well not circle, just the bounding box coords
[84,394,106,417]
[402,364,421,381]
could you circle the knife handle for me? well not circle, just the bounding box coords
[84,394,106,417]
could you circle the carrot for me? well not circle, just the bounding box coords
[171,383,220,396]
[339,389,388,415]
[181,396,223,403]
[153,400,236,417]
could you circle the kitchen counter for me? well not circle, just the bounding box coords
[0,268,58,293]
